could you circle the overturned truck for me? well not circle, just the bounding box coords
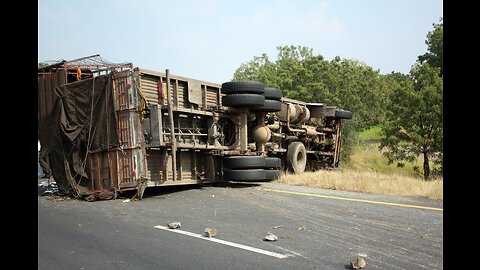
[37,55,352,200]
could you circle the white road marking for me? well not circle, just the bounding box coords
[154,225,291,259]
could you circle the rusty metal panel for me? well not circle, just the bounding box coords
[113,71,131,111]
[38,75,46,121]
[56,68,64,87]
[115,109,143,148]
[87,151,112,192]
[115,148,145,189]
[38,68,67,122]
[117,149,135,188]
[44,73,52,119]
[85,145,145,191]
[117,110,132,147]
[108,150,118,190]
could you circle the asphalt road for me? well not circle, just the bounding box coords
[38,181,443,270]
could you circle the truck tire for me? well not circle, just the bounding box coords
[223,156,266,169]
[334,109,352,119]
[222,94,265,107]
[263,88,282,100]
[251,99,282,112]
[265,169,281,181]
[265,157,281,169]
[221,81,265,94]
[287,142,307,174]
[223,169,266,182]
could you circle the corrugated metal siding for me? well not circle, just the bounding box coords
[179,151,193,181]
[138,68,222,110]
[114,71,146,189]
[206,86,219,108]
[146,150,164,182]
[139,74,159,103]
[176,81,189,108]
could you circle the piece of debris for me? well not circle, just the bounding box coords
[84,195,96,202]
[298,225,306,231]
[167,222,181,229]
[352,227,360,231]
[38,181,48,187]
[350,257,367,269]
[42,190,53,196]
[122,199,131,203]
[264,232,278,241]
[204,228,217,238]
[97,191,115,200]
[272,225,283,229]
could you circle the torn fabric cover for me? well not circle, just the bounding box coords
[38,74,120,196]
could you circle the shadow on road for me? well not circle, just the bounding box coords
[38,179,262,200]
[141,182,261,199]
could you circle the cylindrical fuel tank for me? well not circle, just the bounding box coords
[251,125,271,144]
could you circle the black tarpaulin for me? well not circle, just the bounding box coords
[38,74,120,196]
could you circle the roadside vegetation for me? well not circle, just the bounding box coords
[275,126,443,200]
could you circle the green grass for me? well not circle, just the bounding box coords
[345,125,438,179]
[358,125,382,141]
[343,143,422,177]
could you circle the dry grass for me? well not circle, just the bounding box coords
[274,169,443,200]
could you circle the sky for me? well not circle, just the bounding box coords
[38,0,442,84]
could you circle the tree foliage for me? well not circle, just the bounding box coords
[418,18,443,77]
[380,18,443,180]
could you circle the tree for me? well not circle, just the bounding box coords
[418,18,443,77]
[380,63,443,180]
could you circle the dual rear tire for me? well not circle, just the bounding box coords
[223,156,281,182]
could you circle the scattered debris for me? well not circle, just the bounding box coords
[350,257,367,269]
[39,181,59,196]
[352,227,360,231]
[84,195,96,202]
[272,225,283,229]
[204,228,217,238]
[42,190,54,196]
[46,195,66,202]
[264,232,278,241]
[122,199,131,203]
[97,190,115,200]
[298,225,306,231]
[167,222,181,229]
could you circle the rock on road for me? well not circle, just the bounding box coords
[38,182,443,270]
